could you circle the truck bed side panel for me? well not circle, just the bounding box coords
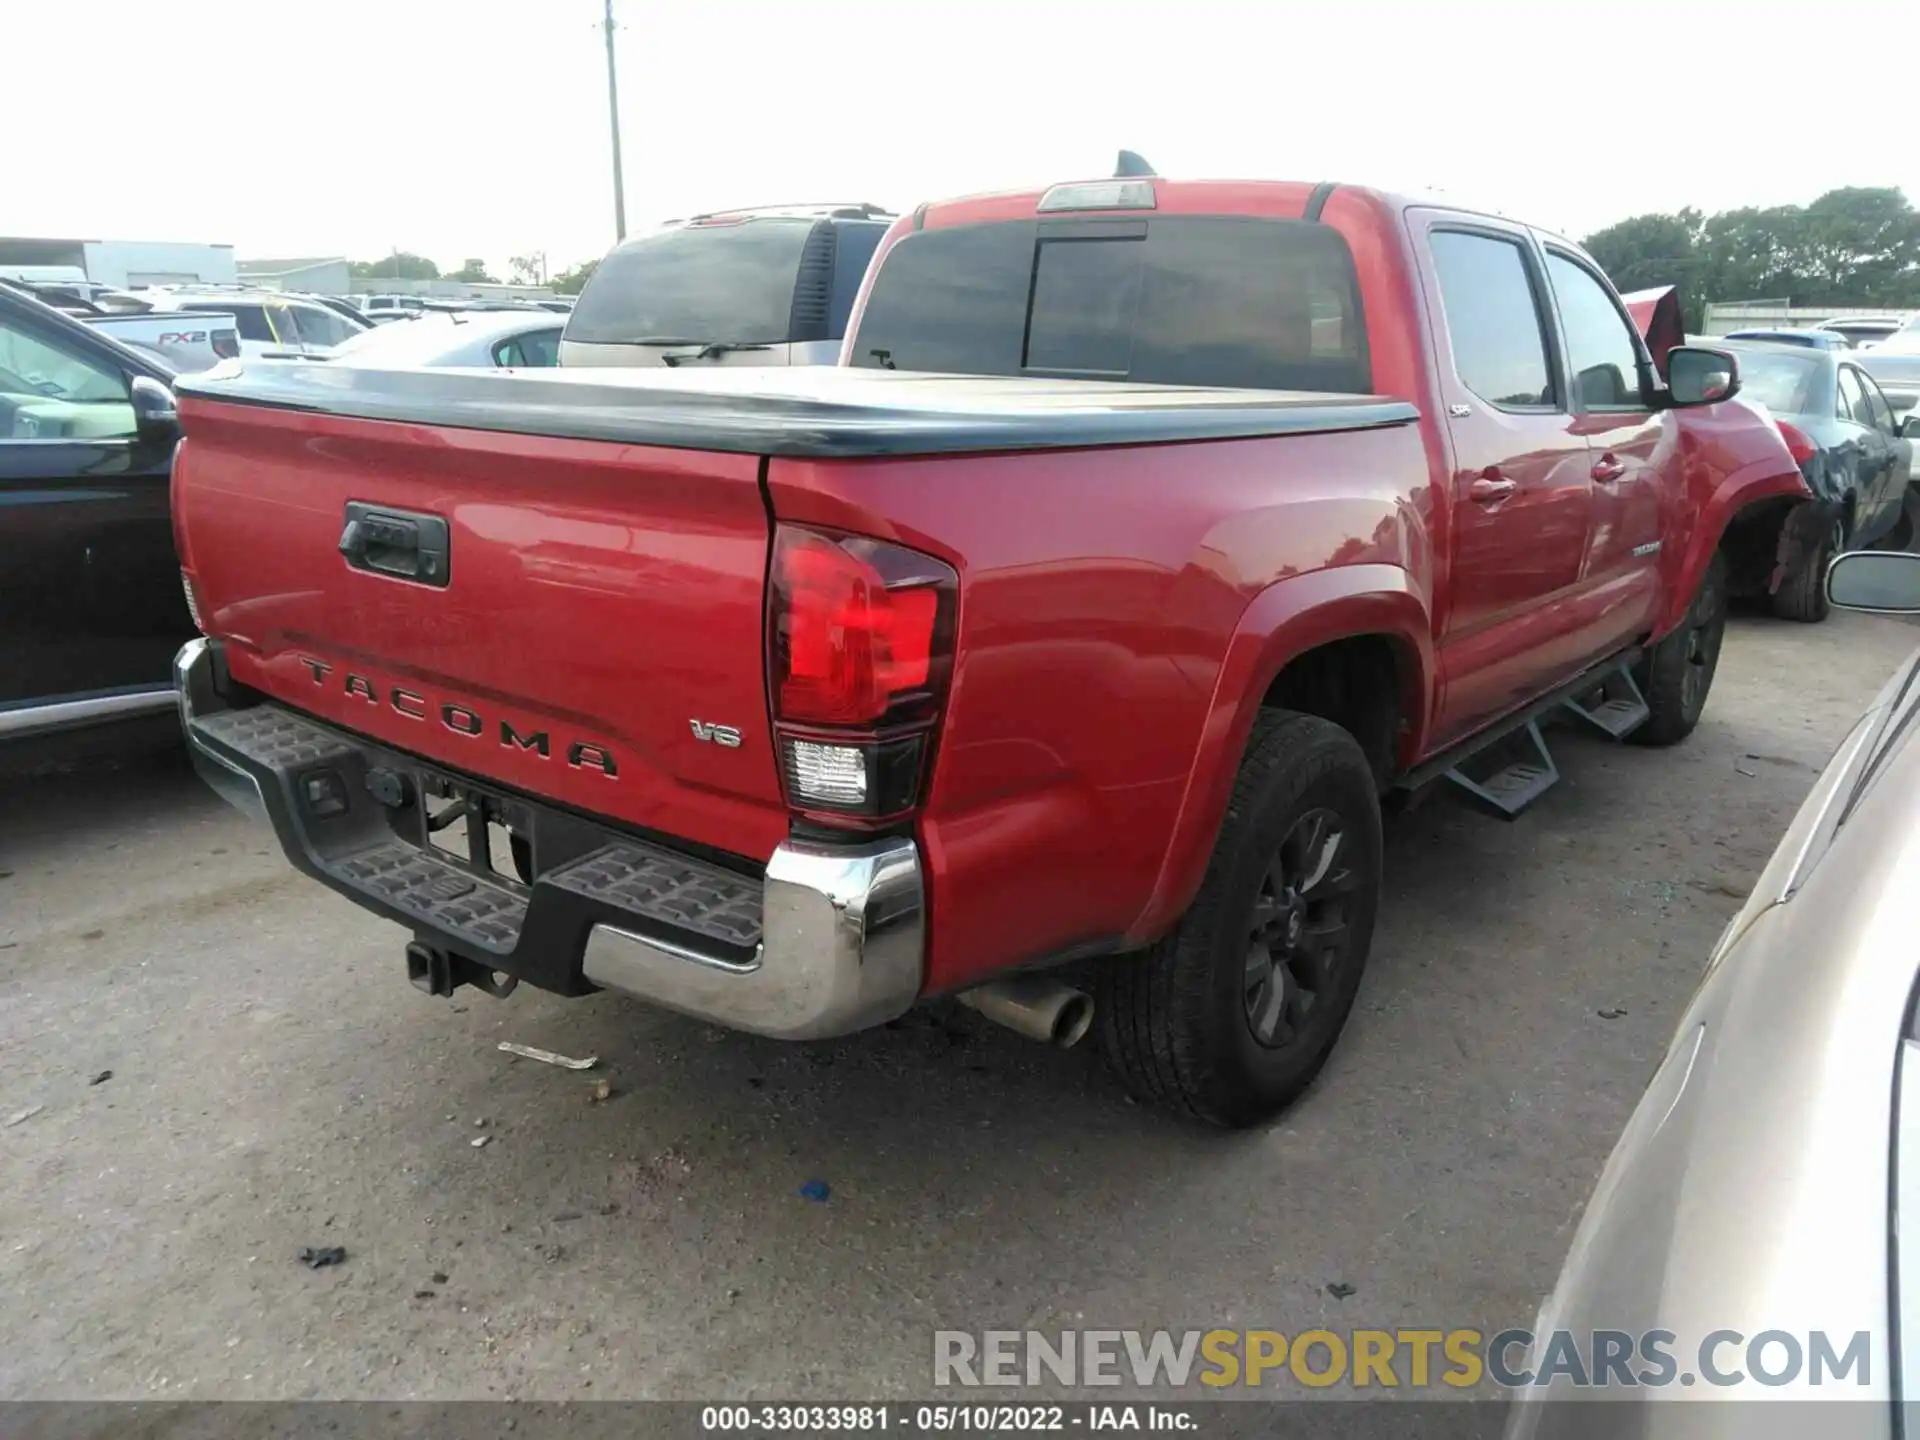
[767,422,1435,993]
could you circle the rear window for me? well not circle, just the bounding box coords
[1727,347,1819,415]
[849,216,1370,393]
[187,301,271,342]
[566,218,818,346]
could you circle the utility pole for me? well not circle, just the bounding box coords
[603,0,627,243]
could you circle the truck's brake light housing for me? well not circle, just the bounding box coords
[768,525,956,823]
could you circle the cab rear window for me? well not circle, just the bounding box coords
[850,215,1370,393]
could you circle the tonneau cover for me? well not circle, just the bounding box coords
[174,361,1419,459]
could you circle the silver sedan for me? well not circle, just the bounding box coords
[1508,550,1920,1435]
[327,309,563,369]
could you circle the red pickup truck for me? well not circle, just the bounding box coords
[170,175,1806,1126]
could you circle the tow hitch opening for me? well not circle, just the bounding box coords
[406,940,520,1000]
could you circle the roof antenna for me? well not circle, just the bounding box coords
[1114,150,1156,178]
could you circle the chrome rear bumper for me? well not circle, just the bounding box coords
[175,638,925,1039]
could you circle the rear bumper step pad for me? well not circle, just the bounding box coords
[175,639,924,1039]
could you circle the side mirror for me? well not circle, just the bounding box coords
[1902,413,1920,440]
[1827,550,1920,614]
[1665,346,1741,407]
[129,374,179,445]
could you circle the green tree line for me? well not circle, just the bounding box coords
[346,254,600,294]
[1584,188,1920,328]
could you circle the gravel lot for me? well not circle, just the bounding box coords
[3,610,1916,1401]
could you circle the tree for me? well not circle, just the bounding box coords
[508,253,546,286]
[550,259,599,296]
[448,258,497,283]
[348,252,439,281]
[1583,188,1920,325]
[1581,211,1699,298]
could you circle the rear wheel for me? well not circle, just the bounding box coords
[1632,550,1727,748]
[1095,710,1382,1127]
[1773,505,1845,623]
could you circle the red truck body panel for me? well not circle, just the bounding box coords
[171,405,792,864]
[767,423,1433,991]
[172,173,1810,1011]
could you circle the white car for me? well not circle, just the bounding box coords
[144,289,366,360]
[327,308,563,369]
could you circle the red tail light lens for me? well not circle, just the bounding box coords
[770,526,955,727]
[1776,419,1817,466]
[769,525,957,823]
[211,329,241,360]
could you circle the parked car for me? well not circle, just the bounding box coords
[0,279,239,374]
[1722,326,1853,350]
[145,289,360,360]
[1816,314,1909,348]
[0,284,191,757]
[1505,547,1920,1429]
[1853,314,1920,416]
[560,202,896,368]
[1713,339,1912,617]
[328,309,563,369]
[169,171,1804,1127]
[356,294,428,319]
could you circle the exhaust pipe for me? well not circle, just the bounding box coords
[957,976,1094,1048]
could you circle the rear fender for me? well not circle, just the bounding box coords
[1657,447,1808,636]
[1127,564,1432,945]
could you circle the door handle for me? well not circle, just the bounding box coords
[1469,474,1517,505]
[1591,454,1628,483]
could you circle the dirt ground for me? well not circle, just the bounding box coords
[2,609,1915,1401]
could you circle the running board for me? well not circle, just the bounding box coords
[1562,663,1650,741]
[1404,649,1646,821]
[1443,720,1559,818]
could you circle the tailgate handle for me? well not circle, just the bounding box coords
[339,503,450,588]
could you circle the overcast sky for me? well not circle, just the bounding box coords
[19,0,1918,274]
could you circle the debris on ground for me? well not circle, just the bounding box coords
[88,1070,113,1086]
[5,1105,45,1128]
[798,1179,831,1203]
[473,1117,488,1128]
[471,1134,492,1149]
[1735,763,1756,778]
[297,1245,346,1269]
[414,1289,436,1300]
[431,1271,449,1285]
[588,1078,612,1103]
[1597,1007,1629,1020]
[552,1211,584,1223]
[1326,1281,1356,1300]
[498,1042,597,1070]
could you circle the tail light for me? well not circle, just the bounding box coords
[210,329,240,360]
[1776,419,1817,466]
[768,524,957,824]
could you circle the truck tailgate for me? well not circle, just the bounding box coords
[172,398,788,862]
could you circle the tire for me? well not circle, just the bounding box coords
[1631,550,1727,748]
[1095,710,1382,1128]
[1772,505,1845,623]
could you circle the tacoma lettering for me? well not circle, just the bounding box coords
[295,656,613,774]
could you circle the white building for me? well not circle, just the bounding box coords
[0,236,237,288]
[237,256,352,294]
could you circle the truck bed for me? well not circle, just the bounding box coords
[173,362,1418,458]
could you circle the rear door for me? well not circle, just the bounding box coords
[1540,246,1665,652]
[0,299,186,722]
[1413,217,1595,745]
[1845,366,1906,540]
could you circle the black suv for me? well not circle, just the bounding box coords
[0,284,192,760]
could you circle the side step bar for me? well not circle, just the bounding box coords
[1400,649,1648,820]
